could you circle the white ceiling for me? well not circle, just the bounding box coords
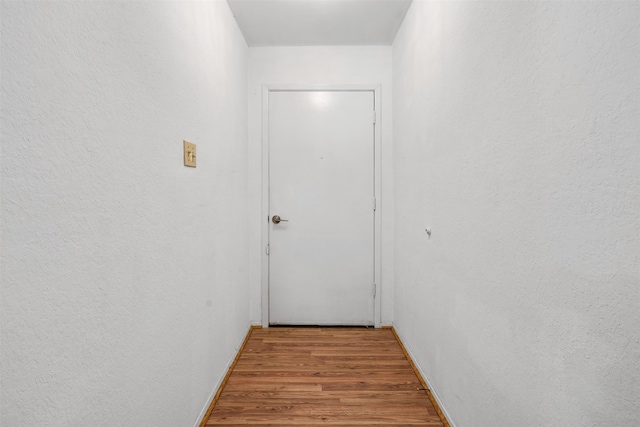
[226,0,413,46]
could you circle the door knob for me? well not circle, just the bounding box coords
[272,215,288,224]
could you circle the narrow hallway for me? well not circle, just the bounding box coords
[2,1,637,425]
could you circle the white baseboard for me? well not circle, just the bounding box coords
[392,324,456,427]
[192,322,254,427]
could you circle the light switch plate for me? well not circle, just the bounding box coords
[184,140,196,167]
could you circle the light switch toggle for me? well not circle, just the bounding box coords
[184,140,196,167]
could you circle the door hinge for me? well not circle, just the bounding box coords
[265,244,270,256]
[373,110,377,124]
[373,197,377,211]
[372,283,377,296]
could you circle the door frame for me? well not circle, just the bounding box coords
[260,84,382,328]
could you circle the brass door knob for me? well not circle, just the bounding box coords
[272,215,288,224]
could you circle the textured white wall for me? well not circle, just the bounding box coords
[392,1,639,426]
[247,46,394,325]
[1,1,249,426]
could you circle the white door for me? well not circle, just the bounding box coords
[268,90,375,325]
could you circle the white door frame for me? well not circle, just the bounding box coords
[261,84,382,328]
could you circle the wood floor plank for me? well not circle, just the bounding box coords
[204,327,445,426]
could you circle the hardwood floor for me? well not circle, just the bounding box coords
[204,327,446,426]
